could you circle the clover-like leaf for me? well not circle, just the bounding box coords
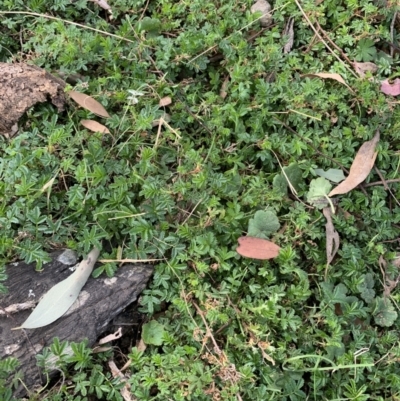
[142,321,165,346]
[248,210,280,239]
[373,297,398,327]
[358,273,375,304]
[306,177,332,209]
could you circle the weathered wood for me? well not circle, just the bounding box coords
[0,63,66,135]
[0,250,153,397]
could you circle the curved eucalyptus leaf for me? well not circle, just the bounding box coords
[16,247,100,330]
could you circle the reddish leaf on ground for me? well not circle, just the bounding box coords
[68,91,110,118]
[236,236,280,260]
[329,131,380,197]
[380,79,400,96]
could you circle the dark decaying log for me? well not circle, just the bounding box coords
[0,250,153,397]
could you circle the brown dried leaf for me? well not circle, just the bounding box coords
[220,75,230,99]
[323,207,340,266]
[329,131,380,196]
[159,96,172,107]
[236,236,280,260]
[306,72,354,93]
[108,360,135,401]
[283,17,294,54]
[98,327,122,344]
[68,90,110,118]
[354,61,377,78]
[136,338,147,352]
[380,79,400,96]
[81,119,110,134]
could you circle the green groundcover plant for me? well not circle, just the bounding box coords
[1,0,400,400]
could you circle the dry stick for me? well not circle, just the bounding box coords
[0,11,136,44]
[99,258,161,263]
[139,0,150,21]
[0,301,36,315]
[192,301,243,401]
[192,301,222,354]
[315,21,354,68]
[180,197,204,227]
[364,178,400,187]
[293,0,357,78]
[270,149,313,209]
[374,166,400,208]
[390,12,398,58]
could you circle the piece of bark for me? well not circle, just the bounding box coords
[0,249,153,397]
[0,63,66,135]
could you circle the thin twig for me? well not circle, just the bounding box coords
[374,167,400,208]
[180,198,204,227]
[315,21,354,67]
[0,11,136,44]
[192,301,221,354]
[139,0,150,21]
[390,12,398,58]
[293,0,357,78]
[364,178,400,187]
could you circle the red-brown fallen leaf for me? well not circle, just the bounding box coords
[329,131,380,196]
[236,236,280,260]
[67,90,110,118]
[380,79,400,96]
[81,119,110,134]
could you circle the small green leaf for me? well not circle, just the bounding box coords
[137,17,162,34]
[248,210,280,239]
[142,321,165,345]
[373,297,398,327]
[306,177,332,209]
[273,173,287,195]
[314,168,345,183]
[356,38,377,62]
[358,273,375,304]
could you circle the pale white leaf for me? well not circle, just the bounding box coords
[17,248,100,329]
[90,0,111,11]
